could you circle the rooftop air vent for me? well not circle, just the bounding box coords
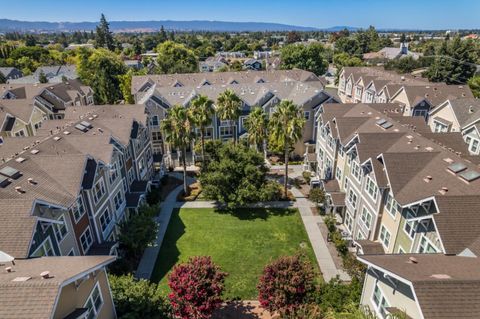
[408,257,418,264]
[439,187,449,195]
[30,149,39,155]
[27,178,37,185]
[63,131,70,135]
[459,170,480,182]
[14,186,25,194]
[15,157,26,163]
[423,175,433,183]
[447,162,467,174]
[53,136,61,141]
[40,271,51,279]
[12,277,31,282]
[443,158,454,164]
[430,274,451,279]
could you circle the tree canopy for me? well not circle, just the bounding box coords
[281,43,329,75]
[155,41,198,74]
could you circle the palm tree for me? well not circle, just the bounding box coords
[189,95,215,165]
[269,100,305,197]
[161,105,194,195]
[244,106,268,154]
[216,89,242,144]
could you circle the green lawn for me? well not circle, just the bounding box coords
[152,207,320,300]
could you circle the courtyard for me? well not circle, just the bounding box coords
[152,207,320,299]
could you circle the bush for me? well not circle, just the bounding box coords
[108,274,172,319]
[146,189,161,206]
[257,254,315,316]
[168,256,227,319]
[315,278,362,314]
[309,188,325,207]
[324,215,337,233]
[302,171,312,184]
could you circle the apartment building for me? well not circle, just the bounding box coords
[0,99,47,137]
[0,256,116,319]
[8,65,79,84]
[0,104,153,260]
[358,254,480,319]
[1,80,94,120]
[315,102,480,317]
[428,98,480,155]
[132,69,337,156]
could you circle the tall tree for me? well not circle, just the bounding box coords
[216,89,242,144]
[161,105,194,195]
[269,100,305,197]
[38,70,48,83]
[468,75,480,98]
[425,37,477,84]
[155,41,198,74]
[281,43,329,75]
[77,48,127,104]
[95,14,115,50]
[189,95,215,165]
[244,106,268,153]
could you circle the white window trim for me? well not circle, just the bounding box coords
[403,213,417,240]
[371,282,390,319]
[93,178,106,204]
[379,225,391,250]
[80,227,93,253]
[365,176,378,202]
[417,234,440,253]
[84,282,104,319]
[73,196,86,223]
[360,207,373,230]
[54,215,68,244]
[32,236,56,257]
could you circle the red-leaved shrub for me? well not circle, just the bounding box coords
[168,256,227,319]
[257,254,315,315]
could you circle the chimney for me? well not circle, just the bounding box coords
[409,257,418,264]
[5,267,12,273]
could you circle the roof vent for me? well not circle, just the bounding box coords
[5,267,12,273]
[14,186,25,194]
[53,136,61,141]
[40,271,51,279]
[443,158,454,164]
[408,257,418,264]
[15,157,26,163]
[423,175,433,183]
[75,124,88,133]
[431,274,451,279]
[27,178,37,185]
[439,187,449,195]
[63,131,70,135]
[30,149,40,155]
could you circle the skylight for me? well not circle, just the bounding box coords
[459,170,480,182]
[75,124,88,132]
[0,166,20,179]
[447,162,467,174]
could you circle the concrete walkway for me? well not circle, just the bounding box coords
[135,173,194,280]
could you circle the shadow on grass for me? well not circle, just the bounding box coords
[213,207,296,221]
[151,209,185,283]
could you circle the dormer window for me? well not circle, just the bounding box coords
[173,81,183,87]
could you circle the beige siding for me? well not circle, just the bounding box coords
[53,269,116,319]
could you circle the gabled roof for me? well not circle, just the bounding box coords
[0,256,115,319]
[359,254,480,319]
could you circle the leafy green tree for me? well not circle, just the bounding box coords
[77,48,127,104]
[108,274,172,319]
[119,69,135,104]
[334,37,362,56]
[161,105,194,194]
[199,142,276,207]
[286,31,302,44]
[468,75,480,98]
[155,41,198,74]
[25,34,36,47]
[216,89,242,144]
[38,70,48,83]
[189,95,215,165]
[269,100,305,197]
[309,187,325,207]
[281,43,329,75]
[95,14,115,50]
[244,106,268,152]
[425,37,477,84]
[118,205,158,261]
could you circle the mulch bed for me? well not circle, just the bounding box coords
[212,301,277,319]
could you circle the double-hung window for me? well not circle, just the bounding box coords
[379,225,391,249]
[80,227,93,253]
[360,207,372,230]
[73,196,86,222]
[385,193,401,219]
[404,213,417,239]
[372,284,389,319]
[85,283,103,319]
[54,215,68,243]
[365,176,378,201]
[113,192,124,210]
[99,207,112,233]
[93,179,106,204]
[351,161,361,182]
[348,189,358,208]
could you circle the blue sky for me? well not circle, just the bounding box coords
[1,0,479,29]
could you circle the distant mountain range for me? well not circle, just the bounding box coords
[0,19,361,33]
